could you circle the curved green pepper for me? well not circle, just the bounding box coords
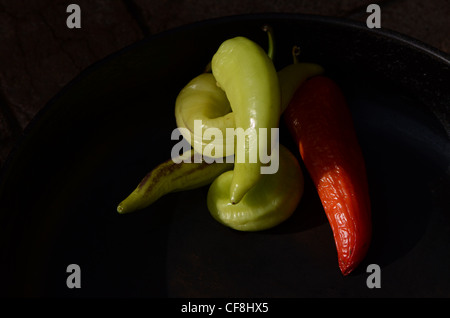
[211,36,281,204]
[175,72,235,158]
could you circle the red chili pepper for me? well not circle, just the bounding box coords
[284,76,372,275]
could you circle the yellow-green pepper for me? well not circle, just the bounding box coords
[278,46,324,112]
[211,36,281,204]
[207,144,303,231]
[175,72,235,159]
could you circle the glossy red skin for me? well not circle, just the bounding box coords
[284,76,372,275]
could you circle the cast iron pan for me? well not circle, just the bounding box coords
[0,14,449,298]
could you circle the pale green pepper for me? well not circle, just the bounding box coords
[278,46,324,112]
[207,144,304,231]
[211,36,281,204]
[175,72,235,159]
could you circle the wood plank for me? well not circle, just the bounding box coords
[0,0,144,164]
[0,0,143,128]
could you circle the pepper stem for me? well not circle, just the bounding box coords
[292,45,301,64]
[204,61,212,73]
[262,24,275,60]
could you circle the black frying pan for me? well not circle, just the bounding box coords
[0,13,449,298]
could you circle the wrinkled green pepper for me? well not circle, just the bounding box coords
[117,149,233,214]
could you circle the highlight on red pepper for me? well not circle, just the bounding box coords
[283,75,372,276]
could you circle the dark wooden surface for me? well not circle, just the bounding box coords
[0,0,449,167]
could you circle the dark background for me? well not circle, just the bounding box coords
[0,0,449,167]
